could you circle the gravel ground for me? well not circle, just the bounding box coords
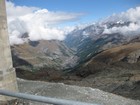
[15,78,140,105]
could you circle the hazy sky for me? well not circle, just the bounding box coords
[12,0,140,25]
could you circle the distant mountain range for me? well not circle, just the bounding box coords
[11,17,140,72]
[65,20,140,63]
[11,11,140,100]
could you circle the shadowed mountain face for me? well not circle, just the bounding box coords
[64,42,140,100]
[64,21,136,63]
[63,21,140,100]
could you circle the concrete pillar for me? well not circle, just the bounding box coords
[0,0,18,101]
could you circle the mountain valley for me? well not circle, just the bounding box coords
[11,12,140,101]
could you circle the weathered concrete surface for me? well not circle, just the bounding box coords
[17,79,140,105]
[0,0,18,101]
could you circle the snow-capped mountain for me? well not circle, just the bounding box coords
[65,6,140,63]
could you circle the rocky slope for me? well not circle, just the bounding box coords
[11,40,78,71]
[63,42,140,100]
[13,43,140,100]
[5,78,140,105]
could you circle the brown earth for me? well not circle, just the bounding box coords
[15,42,140,100]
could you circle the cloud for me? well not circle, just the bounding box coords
[103,6,140,37]
[6,1,39,21]
[6,1,82,45]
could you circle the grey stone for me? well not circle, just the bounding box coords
[0,0,18,101]
[127,50,140,63]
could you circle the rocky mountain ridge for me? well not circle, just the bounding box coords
[11,39,78,71]
[64,20,140,63]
